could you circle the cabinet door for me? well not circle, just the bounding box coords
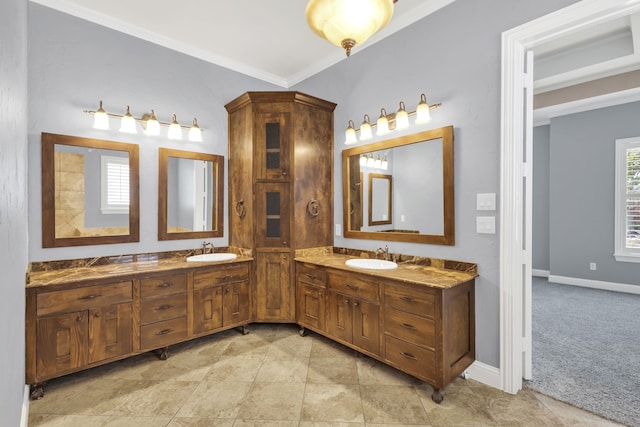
[36,311,88,378]
[255,112,291,180]
[328,290,352,343]
[255,182,290,248]
[255,251,293,321]
[296,282,326,332]
[88,302,133,363]
[193,286,224,335]
[352,299,380,355]
[223,281,250,326]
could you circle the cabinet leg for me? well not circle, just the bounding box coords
[298,327,307,337]
[30,383,45,400]
[154,346,169,360]
[431,388,444,404]
[239,325,250,335]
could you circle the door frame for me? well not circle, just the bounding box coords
[500,0,640,394]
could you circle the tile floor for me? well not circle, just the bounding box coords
[29,324,623,426]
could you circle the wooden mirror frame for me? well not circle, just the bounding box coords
[158,148,224,240]
[368,173,392,226]
[42,133,140,248]
[342,125,454,245]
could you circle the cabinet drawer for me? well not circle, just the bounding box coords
[385,335,435,381]
[385,309,435,349]
[140,274,187,299]
[296,264,327,288]
[329,273,379,303]
[385,282,436,318]
[194,264,249,290]
[140,316,187,350]
[140,293,187,325]
[37,281,133,316]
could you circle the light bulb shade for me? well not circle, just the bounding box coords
[345,120,357,145]
[188,118,203,142]
[360,114,372,140]
[306,0,395,56]
[415,93,432,124]
[377,108,389,135]
[119,105,137,134]
[144,110,160,136]
[381,156,388,170]
[374,155,382,168]
[395,101,409,129]
[93,101,109,130]
[359,154,367,166]
[366,154,375,167]
[168,114,182,140]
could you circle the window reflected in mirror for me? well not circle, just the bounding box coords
[158,148,224,240]
[42,133,140,247]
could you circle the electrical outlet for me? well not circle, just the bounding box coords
[589,262,596,271]
[335,224,342,237]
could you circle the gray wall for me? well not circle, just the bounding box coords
[293,0,580,368]
[0,0,28,424]
[28,3,279,262]
[548,102,640,285]
[533,125,551,271]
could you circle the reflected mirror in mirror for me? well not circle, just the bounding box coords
[342,125,454,245]
[158,148,224,240]
[42,133,140,248]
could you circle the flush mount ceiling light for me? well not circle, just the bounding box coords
[306,0,397,57]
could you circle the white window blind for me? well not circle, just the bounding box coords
[101,155,129,214]
[614,137,640,262]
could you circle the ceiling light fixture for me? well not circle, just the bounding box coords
[305,0,397,57]
[84,101,204,142]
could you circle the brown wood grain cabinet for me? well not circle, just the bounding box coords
[295,263,328,334]
[26,260,251,399]
[225,91,336,323]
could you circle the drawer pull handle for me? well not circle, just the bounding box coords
[401,323,416,330]
[76,315,83,322]
[344,299,350,304]
[318,292,323,298]
[305,273,317,279]
[158,305,173,311]
[157,283,173,288]
[157,328,174,335]
[353,301,359,307]
[225,288,231,294]
[400,351,417,360]
[79,294,98,300]
[217,275,231,280]
[346,284,359,290]
[400,296,416,303]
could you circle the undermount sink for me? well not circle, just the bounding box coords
[186,253,237,262]
[345,258,398,270]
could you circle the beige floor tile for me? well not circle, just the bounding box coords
[168,417,235,426]
[103,415,173,426]
[533,393,625,426]
[28,414,110,427]
[417,383,497,426]
[485,389,562,426]
[267,332,314,358]
[233,420,299,426]
[254,354,309,383]
[310,335,358,359]
[105,380,200,417]
[236,382,305,421]
[221,333,273,357]
[360,384,429,425]
[299,423,365,427]
[307,356,359,384]
[175,380,252,419]
[301,383,364,423]
[204,355,265,382]
[356,357,422,386]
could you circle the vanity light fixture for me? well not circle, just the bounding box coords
[374,154,382,168]
[360,154,367,167]
[343,93,442,144]
[84,101,204,142]
[306,0,397,57]
[366,154,375,167]
[381,155,388,170]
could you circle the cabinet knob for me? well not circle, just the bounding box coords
[318,292,323,298]
[282,241,288,246]
[344,299,350,304]
[282,171,288,176]
[76,316,83,322]
[94,312,101,318]
[353,301,359,307]
[225,288,231,294]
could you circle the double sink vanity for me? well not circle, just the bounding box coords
[28,91,476,404]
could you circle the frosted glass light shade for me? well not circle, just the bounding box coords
[366,154,375,167]
[360,114,372,140]
[345,120,357,145]
[395,101,409,129]
[360,154,367,166]
[306,0,394,56]
[381,156,388,170]
[168,114,182,140]
[188,118,203,142]
[93,101,109,130]
[119,106,137,134]
[144,110,160,136]
[377,109,389,135]
[415,94,432,124]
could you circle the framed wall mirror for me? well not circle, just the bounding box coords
[41,133,140,248]
[158,148,224,240]
[342,125,454,245]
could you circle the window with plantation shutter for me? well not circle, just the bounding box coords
[614,137,640,262]
[101,155,130,214]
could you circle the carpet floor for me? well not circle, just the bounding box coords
[528,277,640,426]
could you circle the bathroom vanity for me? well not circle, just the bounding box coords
[295,253,476,403]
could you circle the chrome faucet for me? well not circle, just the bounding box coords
[202,241,214,254]
[375,245,389,261]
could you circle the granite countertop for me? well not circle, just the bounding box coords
[295,254,477,289]
[27,255,253,288]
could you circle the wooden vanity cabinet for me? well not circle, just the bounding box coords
[226,92,336,323]
[296,263,328,333]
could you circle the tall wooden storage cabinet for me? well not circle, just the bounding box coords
[225,92,336,322]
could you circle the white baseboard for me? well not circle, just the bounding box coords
[465,361,502,390]
[549,274,640,294]
[21,385,29,427]
[532,269,549,277]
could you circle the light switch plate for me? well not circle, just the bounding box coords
[335,224,342,237]
[477,193,496,211]
[476,216,496,234]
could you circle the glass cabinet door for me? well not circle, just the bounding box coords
[255,182,290,247]
[255,112,291,180]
